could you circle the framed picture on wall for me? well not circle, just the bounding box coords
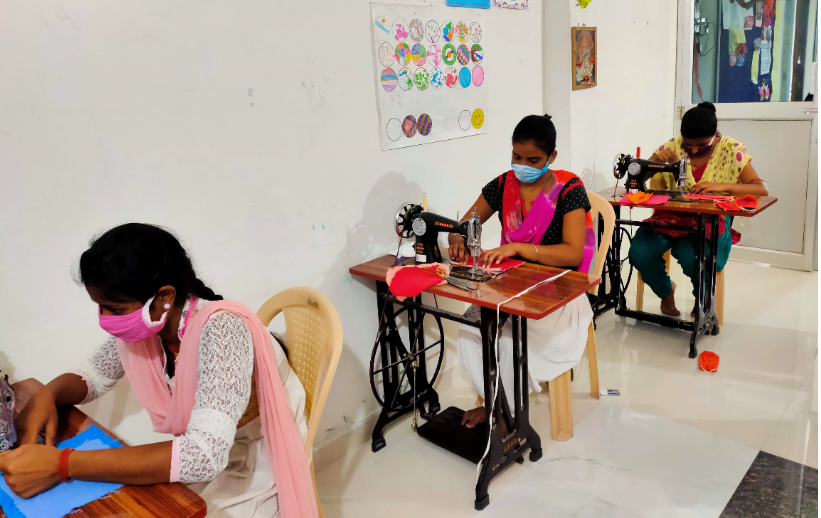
[571,26,596,90]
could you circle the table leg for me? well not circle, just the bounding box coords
[613,206,625,311]
[370,284,441,451]
[371,283,400,452]
[689,215,706,358]
[707,215,720,336]
[474,310,541,511]
[413,295,440,418]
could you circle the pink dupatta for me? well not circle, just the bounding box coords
[116,299,318,518]
[500,169,596,273]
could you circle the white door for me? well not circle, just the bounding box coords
[675,0,818,271]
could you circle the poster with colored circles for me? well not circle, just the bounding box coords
[372,4,486,150]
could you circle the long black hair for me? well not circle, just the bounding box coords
[681,102,718,139]
[512,114,557,156]
[78,223,222,305]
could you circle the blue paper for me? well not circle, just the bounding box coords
[0,425,124,518]
[447,0,491,8]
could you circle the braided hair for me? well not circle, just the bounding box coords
[78,223,222,305]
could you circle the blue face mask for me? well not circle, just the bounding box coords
[512,160,550,183]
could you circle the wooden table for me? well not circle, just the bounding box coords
[350,255,599,511]
[1,379,207,518]
[593,187,778,357]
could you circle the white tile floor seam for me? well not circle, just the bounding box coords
[317,261,817,517]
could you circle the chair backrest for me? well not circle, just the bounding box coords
[586,190,616,294]
[257,287,343,458]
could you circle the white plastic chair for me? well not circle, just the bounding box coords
[257,287,343,518]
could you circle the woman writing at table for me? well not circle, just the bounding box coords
[1,224,317,518]
[448,114,596,428]
[628,102,768,317]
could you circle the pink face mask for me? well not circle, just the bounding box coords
[99,295,169,342]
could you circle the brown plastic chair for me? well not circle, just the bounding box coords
[257,287,343,518]
[546,190,615,441]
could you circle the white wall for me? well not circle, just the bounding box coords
[544,0,678,193]
[0,0,543,448]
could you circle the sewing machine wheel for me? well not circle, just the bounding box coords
[394,202,418,239]
[613,153,627,179]
[369,306,445,416]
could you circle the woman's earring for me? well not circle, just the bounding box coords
[164,303,171,310]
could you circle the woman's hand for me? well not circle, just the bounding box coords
[480,244,520,266]
[689,182,726,195]
[650,149,679,164]
[15,389,59,446]
[0,444,61,498]
[448,236,469,263]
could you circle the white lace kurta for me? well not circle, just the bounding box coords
[71,297,308,518]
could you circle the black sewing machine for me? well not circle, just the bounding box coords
[394,203,490,282]
[613,153,689,195]
[0,372,16,452]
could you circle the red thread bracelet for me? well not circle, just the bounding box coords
[58,448,75,483]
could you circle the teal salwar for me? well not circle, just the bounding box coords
[628,216,733,298]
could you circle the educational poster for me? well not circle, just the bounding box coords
[372,4,487,150]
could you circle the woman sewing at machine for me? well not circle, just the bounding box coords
[447,114,595,429]
[1,224,317,518]
[628,102,768,317]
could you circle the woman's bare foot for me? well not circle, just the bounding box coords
[660,282,680,316]
[461,407,487,428]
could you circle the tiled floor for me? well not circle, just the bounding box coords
[317,261,818,517]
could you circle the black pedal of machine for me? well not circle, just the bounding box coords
[416,406,488,464]
[450,266,492,283]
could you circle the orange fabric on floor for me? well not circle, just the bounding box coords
[699,351,720,373]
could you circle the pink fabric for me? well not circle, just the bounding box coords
[619,195,671,206]
[116,300,318,518]
[452,256,525,273]
[170,438,181,483]
[386,264,449,301]
[684,194,734,201]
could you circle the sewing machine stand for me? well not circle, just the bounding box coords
[368,284,540,510]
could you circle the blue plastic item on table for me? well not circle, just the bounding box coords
[0,425,124,518]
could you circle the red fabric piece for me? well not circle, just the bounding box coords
[699,351,720,373]
[692,163,708,182]
[645,210,741,244]
[735,194,759,210]
[386,263,448,300]
[716,200,741,211]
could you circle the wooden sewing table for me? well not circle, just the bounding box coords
[593,187,778,358]
[350,255,599,510]
[0,378,207,518]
